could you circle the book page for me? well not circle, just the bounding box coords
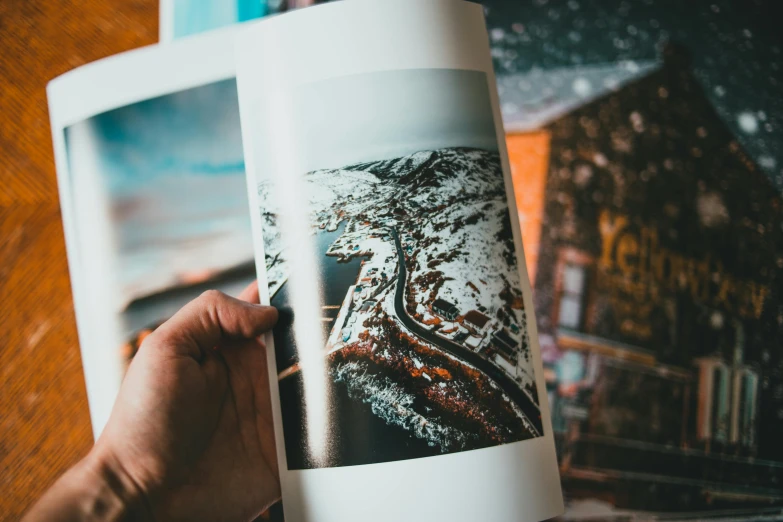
[236,1,564,520]
[47,26,255,438]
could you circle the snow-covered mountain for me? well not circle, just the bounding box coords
[258,146,540,454]
[258,147,535,392]
[259,147,507,292]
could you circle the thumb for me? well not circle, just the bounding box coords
[146,289,278,360]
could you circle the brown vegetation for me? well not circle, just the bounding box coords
[329,313,536,450]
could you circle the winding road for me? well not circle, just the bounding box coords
[390,228,543,436]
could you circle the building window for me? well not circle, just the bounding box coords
[711,365,730,443]
[558,264,587,330]
[739,372,758,448]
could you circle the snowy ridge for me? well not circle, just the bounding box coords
[260,147,537,391]
[261,146,541,452]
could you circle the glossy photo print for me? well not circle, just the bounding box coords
[256,68,543,470]
[64,79,255,369]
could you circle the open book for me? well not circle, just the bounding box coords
[48,0,783,518]
[48,1,563,520]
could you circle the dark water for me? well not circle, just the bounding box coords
[270,222,363,373]
[271,221,441,469]
[279,372,442,469]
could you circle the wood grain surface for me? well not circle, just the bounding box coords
[0,2,157,519]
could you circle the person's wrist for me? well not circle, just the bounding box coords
[22,445,156,522]
[76,445,157,521]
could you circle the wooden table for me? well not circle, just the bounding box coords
[0,2,157,518]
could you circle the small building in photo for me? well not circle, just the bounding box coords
[464,310,491,335]
[493,353,517,375]
[432,298,459,321]
[464,334,483,351]
[359,299,376,313]
[491,329,518,363]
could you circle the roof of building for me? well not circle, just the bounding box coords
[464,310,490,328]
[492,330,517,357]
[498,59,659,132]
[465,335,482,349]
[432,298,458,312]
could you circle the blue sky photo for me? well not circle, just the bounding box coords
[65,79,253,309]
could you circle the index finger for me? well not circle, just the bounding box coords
[146,290,278,360]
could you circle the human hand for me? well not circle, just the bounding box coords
[24,284,280,522]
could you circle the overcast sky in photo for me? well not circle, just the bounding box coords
[288,68,501,172]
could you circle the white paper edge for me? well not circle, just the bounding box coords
[46,25,244,438]
[159,0,175,43]
[235,1,564,521]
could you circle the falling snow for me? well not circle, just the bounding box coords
[572,77,592,97]
[738,111,759,134]
[483,0,783,190]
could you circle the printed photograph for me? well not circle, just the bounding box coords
[257,68,543,470]
[64,78,256,368]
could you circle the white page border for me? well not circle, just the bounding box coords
[159,0,175,43]
[236,1,564,521]
[47,25,243,437]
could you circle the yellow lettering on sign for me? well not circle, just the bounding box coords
[596,209,770,321]
[686,256,711,302]
[616,233,639,275]
[748,283,769,318]
[599,210,628,270]
[715,274,735,313]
